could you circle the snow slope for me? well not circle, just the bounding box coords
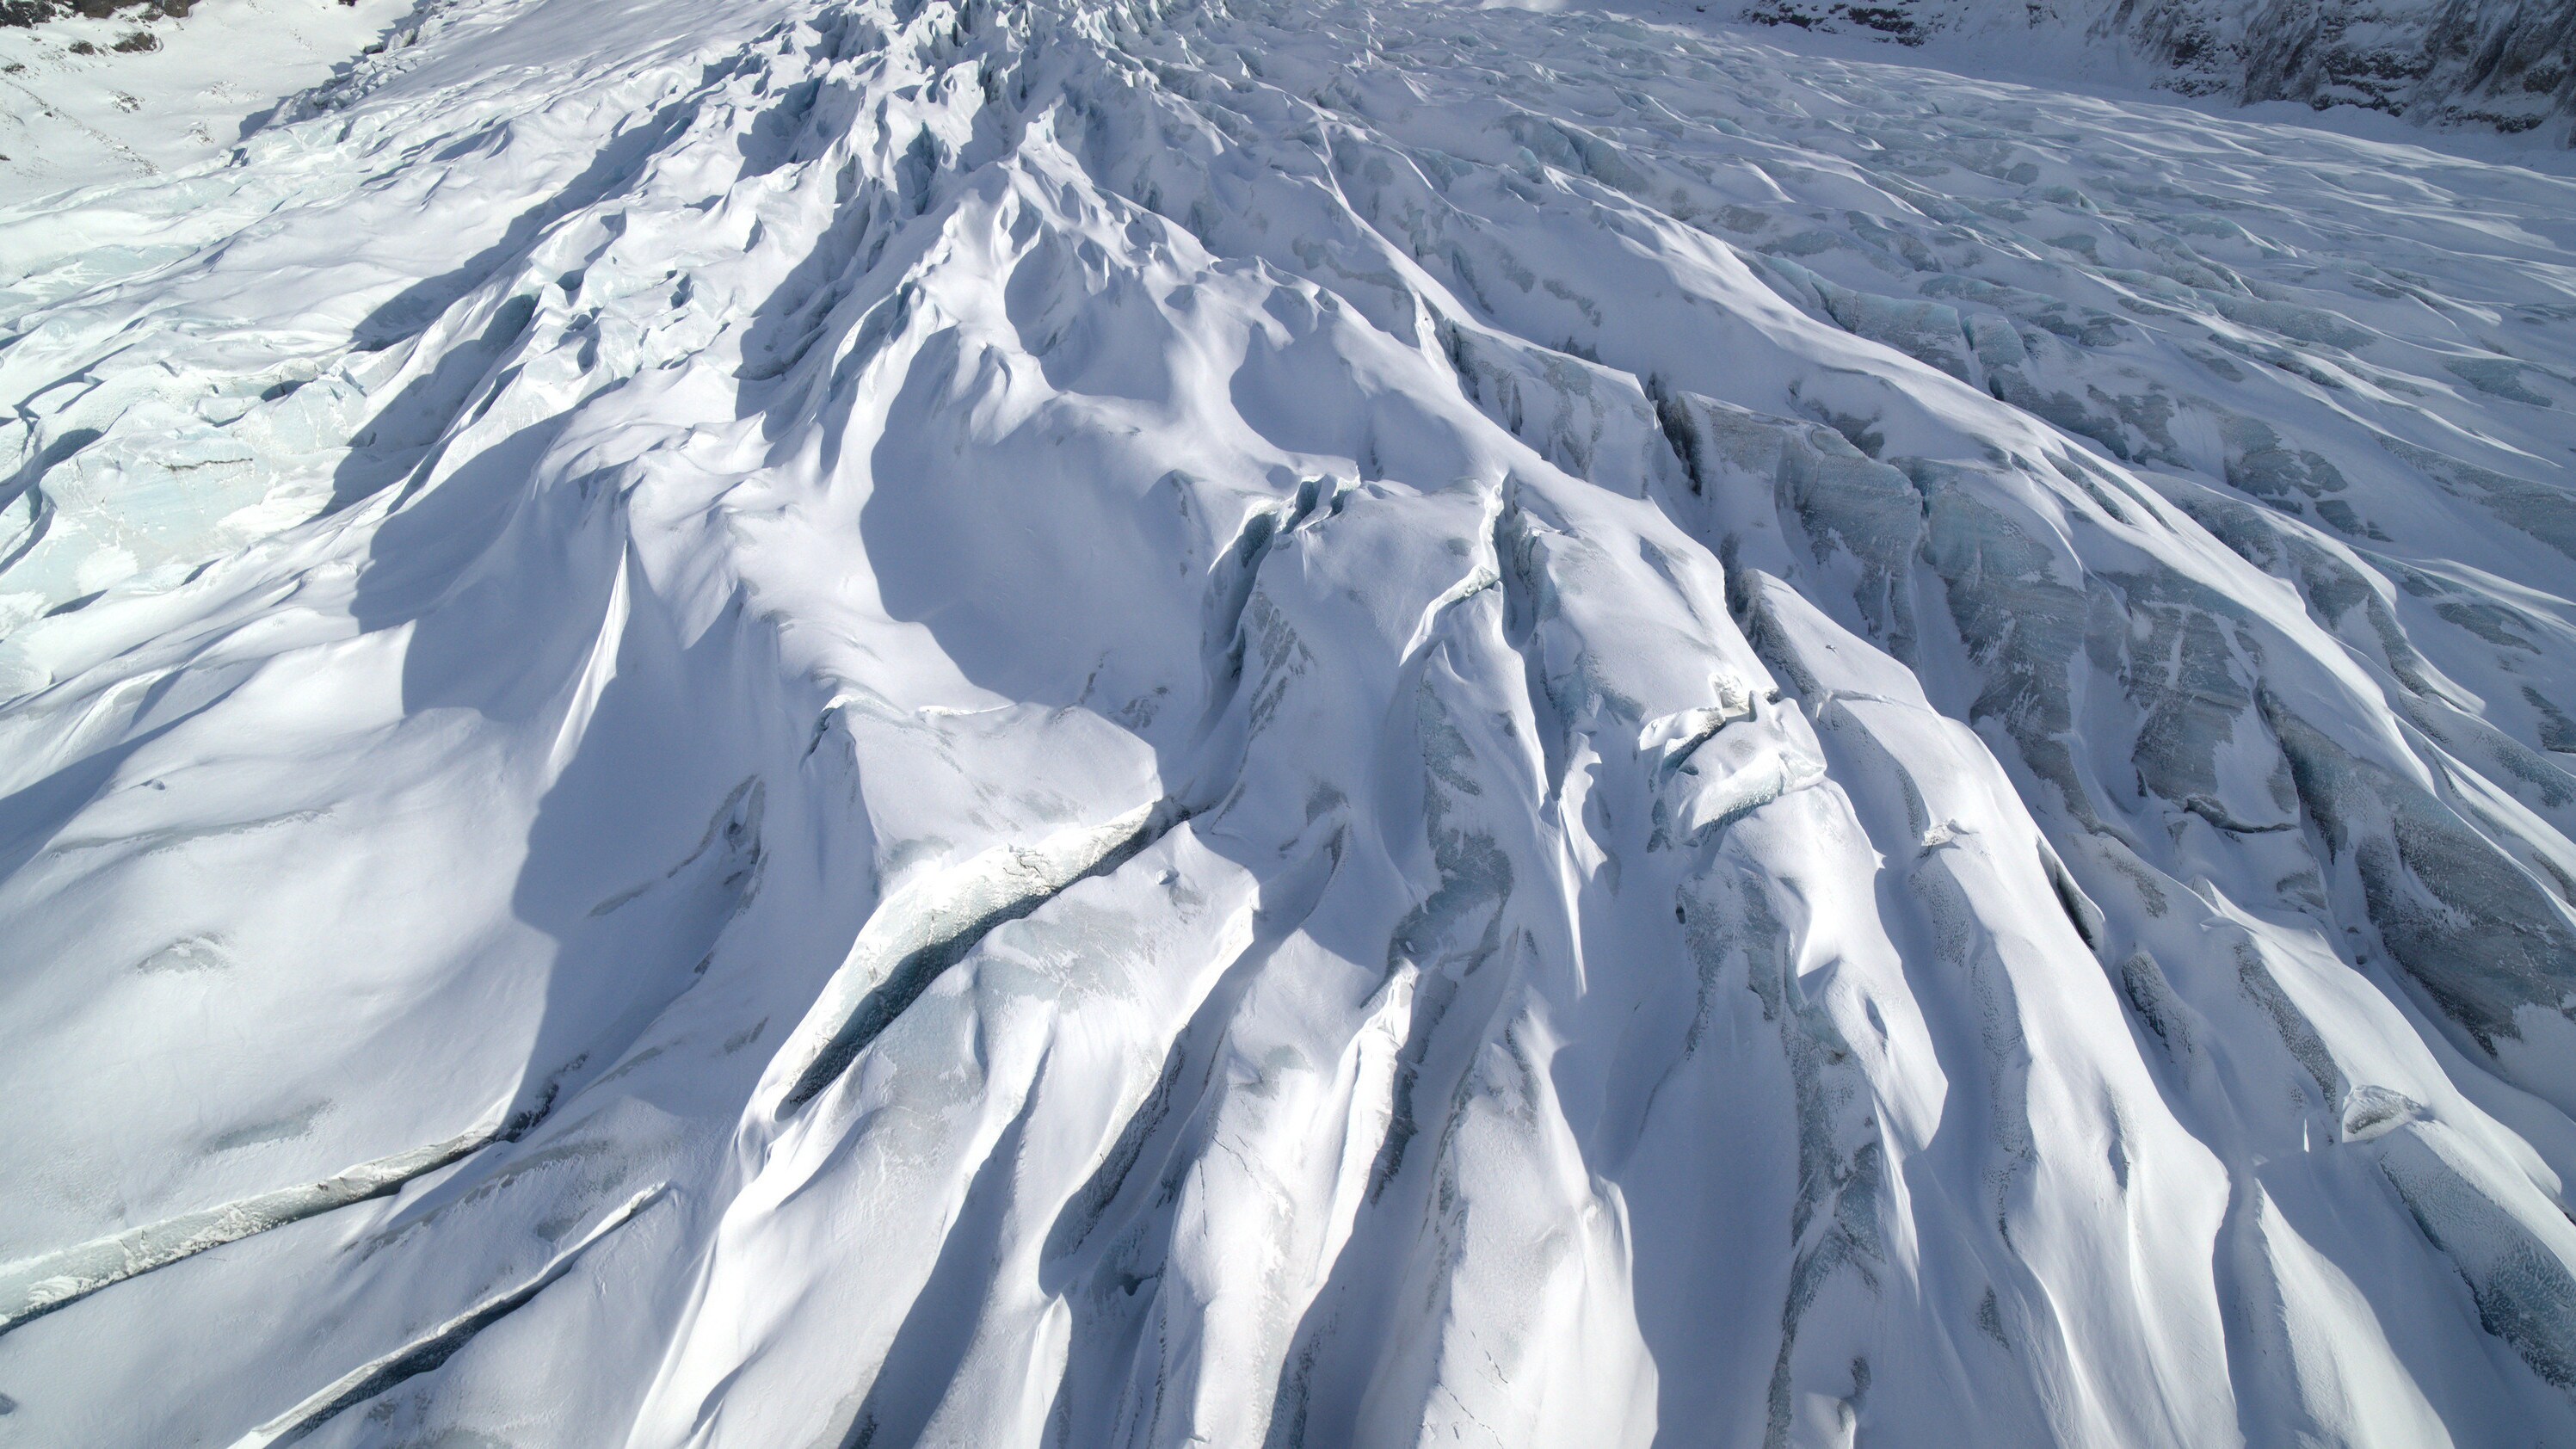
[3,0,2576,1444]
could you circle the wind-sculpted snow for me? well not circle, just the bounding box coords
[2,0,2575,1443]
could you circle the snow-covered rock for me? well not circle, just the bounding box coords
[1,0,2573,1444]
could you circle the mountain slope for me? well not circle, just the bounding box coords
[2,0,2575,1445]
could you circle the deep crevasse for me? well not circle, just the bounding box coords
[2,0,2575,1444]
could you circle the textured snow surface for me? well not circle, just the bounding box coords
[0,0,414,196]
[4,0,2576,1444]
[1726,0,2576,143]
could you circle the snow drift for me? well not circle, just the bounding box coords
[2,0,2575,1443]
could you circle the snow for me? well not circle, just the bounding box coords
[2,0,2574,1444]
[0,0,413,196]
[1696,0,2576,147]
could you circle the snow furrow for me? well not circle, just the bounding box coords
[223,1185,664,1448]
[0,1117,502,1337]
[775,796,1191,1113]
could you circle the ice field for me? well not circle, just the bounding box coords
[3,0,2576,1442]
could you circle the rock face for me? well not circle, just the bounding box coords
[1743,0,2576,139]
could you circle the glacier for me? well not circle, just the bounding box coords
[2,0,2575,1443]
[1721,0,2576,144]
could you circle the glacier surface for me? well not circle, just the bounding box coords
[1722,0,2576,144]
[3,0,2576,1444]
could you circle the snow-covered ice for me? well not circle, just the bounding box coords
[3,0,2575,1443]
